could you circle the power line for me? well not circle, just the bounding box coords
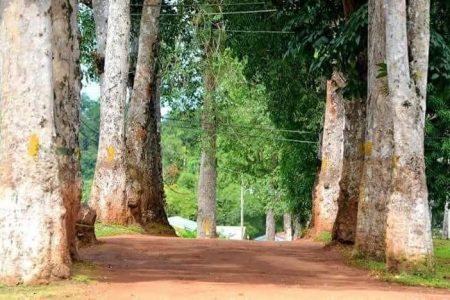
[163,117,317,135]
[223,29,294,34]
[164,122,318,144]
[132,9,277,16]
[131,2,267,7]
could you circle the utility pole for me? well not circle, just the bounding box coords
[240,177,245,240]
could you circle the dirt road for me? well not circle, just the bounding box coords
[78,235,449,300]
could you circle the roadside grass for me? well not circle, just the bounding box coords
[95,222,145,238]
[339,239,450,289]
[175,228,197,239]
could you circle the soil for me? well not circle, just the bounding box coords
[78,235,449,299]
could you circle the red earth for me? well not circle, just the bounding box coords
[78,235,450,299]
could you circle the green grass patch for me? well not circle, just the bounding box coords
[0,281,86,300]
[340,239,450,289]
[175,228,197,239]
[95,222,145,238]
[314,231,332,243]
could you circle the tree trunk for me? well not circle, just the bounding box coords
[266,210,276,241]
[355,0,392,259]
[0,0,80,284]
[126,0,174,235]
[92,0,109,80]
[384,0,433,271]
[333,98,365,244]
[443,199,450,240]
[293,216,302,240]
[283,213,293,241]
[52,0,83,260]
[311,73,345,236]
[196,56,218,239]
[89,0,131,224]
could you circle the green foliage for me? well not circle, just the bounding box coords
[78,3,97,82]
[79,94,100,202]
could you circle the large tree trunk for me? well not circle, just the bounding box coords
[310,73,345,236]
[333,98,365,244]
[196,58,218,238]
[89,0,131,224]
[126,0,174,235]
[283,213,293,241]
[53,0,83,260]
[354,0,392,259]
[266,210,276,241]
[0,0,80,284]
[384,0,433,271]
[443,199,450,240]
[92,0,109,80]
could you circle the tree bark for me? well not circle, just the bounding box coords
[283,213,293,241]
[126,0,174,235]
[311,73,345,236]
[0,0,80,284]
[443,199,450,240]
[384,0,433,271]
[92,0,109,79]
[266,210,276,241]
[293,215,302,240]
[333,98,365,244]
[196,50,218,239]
[52,0,83,260]
[354,0,392,259]
[90,0,131,224]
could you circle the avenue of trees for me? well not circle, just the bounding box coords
[0,0,449,284]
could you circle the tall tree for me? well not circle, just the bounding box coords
[195,4,224,239]
[126,0,174,234]
[266,210,276,241]
[354,0,391,259]
[384,0,433,271]
[53,0,83,259]
[90,0,131,224]
[443,199,449,240]
[0,0,80,283]
[311,75,345,236]
[333,98,365,243]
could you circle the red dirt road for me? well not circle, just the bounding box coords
[79,235,449,300]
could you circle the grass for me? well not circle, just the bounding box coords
[340,239,450,289]
[95,222,145,238]
[314,231,332,243]
[175,228,197,239]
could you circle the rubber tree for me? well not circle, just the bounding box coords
[311,74,345,236]
[90,0,131,224]
[384,0,433,271]
[126,0,174,235]
[354,0,392,259]
[0,0,81,284]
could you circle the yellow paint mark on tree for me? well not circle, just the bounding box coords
[363,142,373,156]
[321,156,329,171]
[203,219,211,237]
[28,134,40,158]
[107,146,116,162]
[392,155,399,169]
